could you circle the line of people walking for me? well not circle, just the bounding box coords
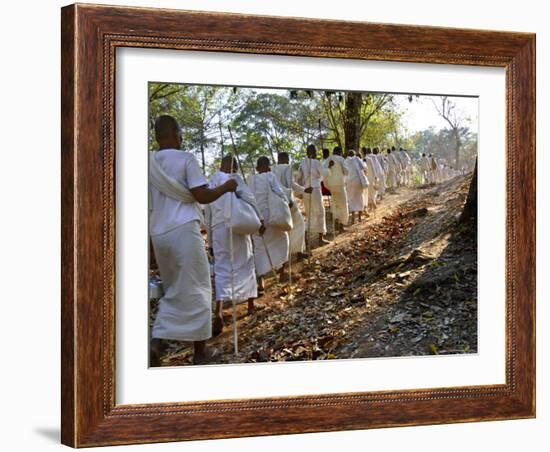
[148,115,459,365]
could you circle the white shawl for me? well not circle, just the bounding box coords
[149,151,196,204]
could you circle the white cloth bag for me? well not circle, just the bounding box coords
[267,188,293,231]
[223,193,261,235]
[351,158,369,188]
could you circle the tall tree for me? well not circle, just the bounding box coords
[432,96,465,168]
[343,92,362,151]
[460,158,477,223]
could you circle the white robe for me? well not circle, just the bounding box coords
[394,152,405,186]
[323,155,349,225]
[272,163,306,253]
[346,156,368,213]
[249,172,290,276]
[419,157,431,184]
[363,156,378,208]
[151,220,212,341]
[207,171,258,302]
[374,154,387,196]
[399,151,412,186]
[386,153,399,190]
[297,158,328,234]
[289,204,306,254]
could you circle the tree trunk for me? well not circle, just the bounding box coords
[344,92,362,151]
[460,158,477,223]
[199,126,206,171]
[454,129,461,168]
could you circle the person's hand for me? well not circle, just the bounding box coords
[288,201,294,209]
[328,160,335,168]
[259,221,266,236]
[222,179,238,193]
[304,187,313,194]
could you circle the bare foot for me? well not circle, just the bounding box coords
[150,338,165,367]
[193,346,216,365]
[212,314,224,336]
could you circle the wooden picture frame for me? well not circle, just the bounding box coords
[61,3,535,447]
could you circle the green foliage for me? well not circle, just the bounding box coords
[148,83,477,176]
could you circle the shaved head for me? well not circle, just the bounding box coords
[154,115,181,149]
[220,155,238,173]
[256,156,271,173]
[306,144,317,158]
[278,152,289,164]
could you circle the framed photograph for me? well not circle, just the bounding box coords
[61,3,535,447]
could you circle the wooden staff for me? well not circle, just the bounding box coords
[228,148,238,356]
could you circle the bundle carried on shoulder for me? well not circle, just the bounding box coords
[267,184,293,231]
[351,157,369,188]
[223,193,261,235]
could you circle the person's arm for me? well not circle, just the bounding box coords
[183,153,237,204]
[190,180,237,204]
[292,180,306,194]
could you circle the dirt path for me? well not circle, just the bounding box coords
[158,176,477,366]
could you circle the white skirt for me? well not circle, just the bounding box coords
[289,204,305,254]
[151,220,212,341]
[346,181,365,212]
[212,224,257,302]
[253,226,289,276]
[303,187,327,234]
[329,185,349,224]
[367,184,377,207]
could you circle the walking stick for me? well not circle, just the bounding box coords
[306,157,313,264]
[287,165,293,296]
[228,146,238,356]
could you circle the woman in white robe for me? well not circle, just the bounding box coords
[361,148,378,210]
[272,153,307,256]
[373,148,387,198]
[296,145,330,245]
[206,161,260,330]
[323,146,349,233]
[399,149,413,186]
[345,150,368,223]
[385,149,399,191]
[249,157,290,290]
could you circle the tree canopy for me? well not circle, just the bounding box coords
[148,83,478,176]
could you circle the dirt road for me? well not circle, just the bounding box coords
[157,175,477,366]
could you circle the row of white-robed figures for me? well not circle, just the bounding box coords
[148,115,458,365]
[149,115,312,364]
